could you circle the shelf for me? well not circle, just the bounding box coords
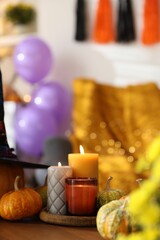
[0,32,37,48]
[91,42,160,64]
[86,42,160,86]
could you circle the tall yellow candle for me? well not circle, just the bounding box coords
[68,146,98,178]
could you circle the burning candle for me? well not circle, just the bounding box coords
[68,145,98,178]
[65,177,98,216]
[47,162,72,215]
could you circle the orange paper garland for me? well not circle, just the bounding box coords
[92,0,115,43]
[141,0,159,45]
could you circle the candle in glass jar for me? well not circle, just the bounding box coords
[68,146,98,178]
[65,177,98,215]
[47,162,72,215]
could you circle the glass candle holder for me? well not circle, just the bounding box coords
[65,177,98,216]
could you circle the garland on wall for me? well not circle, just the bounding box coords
[92,0,115,43]
[74,0,87,41]
[116,0,136,43]
[74,0,160,45]
[141,0,159,45]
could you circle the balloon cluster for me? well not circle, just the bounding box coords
[13,37,72,157]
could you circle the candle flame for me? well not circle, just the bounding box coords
[79,145,85,154]
[58,162,62,166]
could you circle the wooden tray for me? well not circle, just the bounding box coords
[39,209,96,227]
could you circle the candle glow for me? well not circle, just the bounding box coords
[80,145,84,154]
[68,147,98,178]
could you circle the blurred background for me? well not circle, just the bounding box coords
[1,0,160,97]
[1,0,160,190]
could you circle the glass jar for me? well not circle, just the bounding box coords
[65,177,98,216]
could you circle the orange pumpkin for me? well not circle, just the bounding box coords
[0,163,24,198]
[0,176,42,220]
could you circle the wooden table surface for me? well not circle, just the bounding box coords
[0,218,103,240]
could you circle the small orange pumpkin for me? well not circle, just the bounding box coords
[0,176,42,220]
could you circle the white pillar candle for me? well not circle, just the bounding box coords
[47,163,72,215]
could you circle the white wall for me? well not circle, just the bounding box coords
[1,0,160,97]
[36,0,160,89]
[2,0,160,149]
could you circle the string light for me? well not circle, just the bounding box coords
[23,94,31,103]
[76,115,160,164]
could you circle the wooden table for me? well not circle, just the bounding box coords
[0,219,103,240]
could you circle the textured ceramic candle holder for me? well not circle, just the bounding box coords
[65,177,98,216]
[47,165,72,215]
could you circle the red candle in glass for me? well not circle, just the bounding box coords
[65,178,98,216]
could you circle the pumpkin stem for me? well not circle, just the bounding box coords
[136,178,143,187]
[14,176,21,191]
[120,198,128,209]
[106,176,113,191]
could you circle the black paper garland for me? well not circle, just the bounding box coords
[75,0,87,41]
[116,0,136,42]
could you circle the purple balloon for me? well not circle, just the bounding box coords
[13,37,53,84]
[14,104,58,156]
[31,81,72,124]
